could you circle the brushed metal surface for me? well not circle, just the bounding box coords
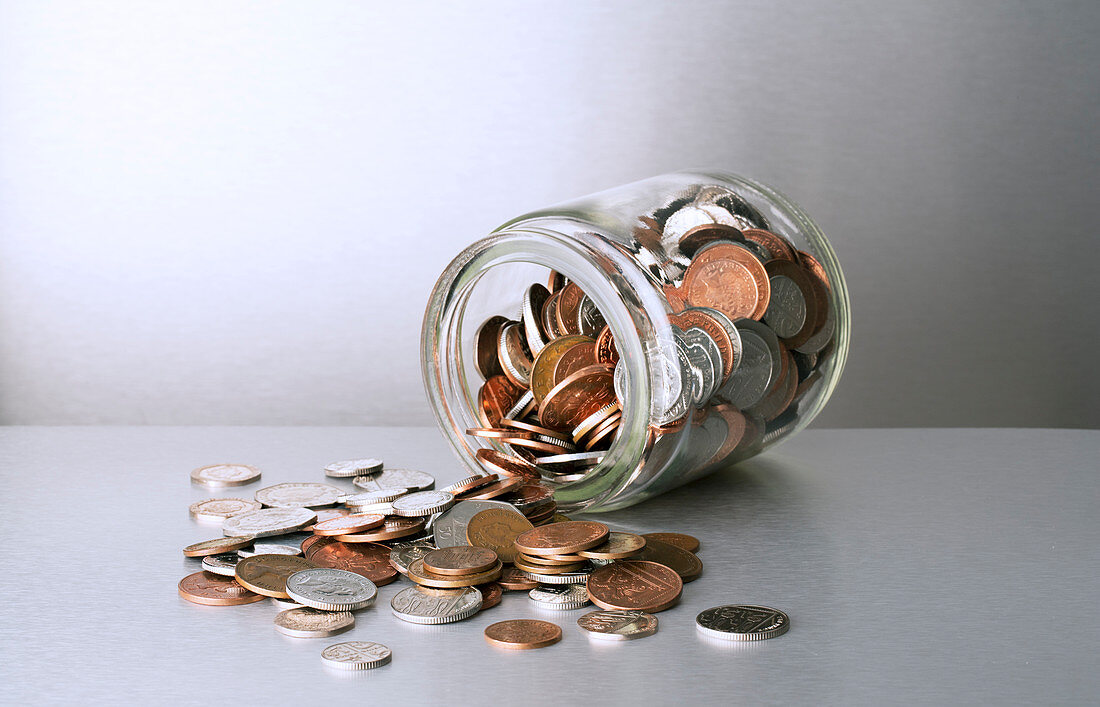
[1,426,1097,704]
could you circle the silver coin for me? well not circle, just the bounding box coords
[374,469,435,492]
[222,507,316,538]
[324,458,383,478]
[659,330,697,423]
[441,475,482,493]
[695,605,790,641]
[661,204,719,249]
[536,450,605,466]
[270,597,305,610]
[521,570,591,585]
[763,275,807,339]
[389,542,436,575]
[190,464,261,488]
[684,306,743,376]
[498,322,532,387]
[275,607,355,638]
[254,482,341,509]
[794,300,835,355]
[682,326,722,404]
[238,541,302,558]
[576,294,607,338]
[320,641,391,670]
[718,320,781,410]
[285,568,377,611]
[529,584,590,610]
[390,585,483,625]
[505,389,535,420]
[521,284,550,355]
[200,552,240,576]
[345,502,394,515]
[188,498,262,522]
[577,610,658,640]
[390,490,454,518]
[432,500,525,548]
[339,488,407,504]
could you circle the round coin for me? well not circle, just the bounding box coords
[389,542,436,575]
[190,464,261,488]
[390,490,455,517]
[274,607,355,638]
[539,364,616,431]
[336,518,426,543]
[312,513,386,536]
[475,448,542,481]
[514,521,610,556]
[586,560,682,613]
[238,541,302,558]
[475,315,510,379]
[390,585,483,625]
[234,554,317,599]
[178,571,265,606]
[422,546,500,576]
[222,507,317,539]
[695,605,790,641]
[634,537,703,582]
[201,552,240,576]
[465,508,535,563]
[255,482,341,509]
[432,499,526,549]
[459,476,526,500]
[285,568,378,611]
[498,566,539,591]
[189,498,262,522]
[575,531,646,559]
[183,536,253,557]
[529,584,590,610]
[484,619,562,650]
[577,610,658,641]
[479,582,503,610]
[320,641,391,670]
[374,469,435,491]
[642,532,700,553]
[305,541,399,586]
[406,558,502,589]
[324,458,383,478]
[342,487,407,503]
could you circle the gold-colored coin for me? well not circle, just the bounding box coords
[516,552,584,567]
[421,546,499,577]
[575,531,647,559]
[513,557,585,575]
[234,554,316,599]
[465,508,534,564]
[406,558,503,589]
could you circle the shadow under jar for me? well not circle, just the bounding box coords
[422,171,850,512]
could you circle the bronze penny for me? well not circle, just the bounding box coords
[682,242,771,321]
[671,308,737,382]
[513,557,586,575]
[530,335,596,404]
[555,282,586,336]
[586,560,683,613]
[422,546,500,576]
[183,536,252,557]
[526,507,559,526]
[547,270,567,293]
[678,223,742,257]
[572,402,620,443]
[474,315,509,379]
[478,375,524,427]
[479,582,503,610]
[515,552,583,566]
[444,473,499,495]
[178,571,265,606]
[642,532,700,553]
[634,538,703,582]
[466,508,534,564]
[664,284,687,313]
[303,507,352,531]
[594,326,619,366]
[539,364,616,431]
[484,619,562,650]
[703,405,747,468]
[502,435,570,455]
[499,418,572,442]
[475,449,542,481]
[312,513,385,537]
[497,566,539,591]
[234,554,316,599]
[459,475,527,500]
[583,414,621,450]
[407,558,503,589]
[335,517,426,543]
[300,534,333,554]
[503,483,555,511]
[514,520,610,556]
[552,342,599,384]
[305,541,398,586]
[740,228,797,262]
[575,531,647,559]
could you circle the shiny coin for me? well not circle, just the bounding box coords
[475,448,542,480]
[190,464,261,488]
[498,322,534,387]
[238,541,302,558]
[521,569,591,585]
[234,554,316,599]
[635,537,703,582]
[390,490,455,517]
[178,571,265,606]
[305,540,399,586]
[514,556,586,574]
[390,585,483,625]
[201,552,240,576]
[189,498,262,522]
[514,521,609,556]
[312,513,385,536]
[459,476,526,500]
[433,499,527,548]
[254,482,341,509]
[642,532,700,553]
[320,641,391,670]
[442,474,495,494]
[183,536,253,557]
[695,605,790,641]
[270,597,305,610]
[336,518,426,543]
[577,610,658,641]
[479,583,503,610]
[406,558,502,589]
[498,566,540,591]
[575,531,646,559]
[536,450,605,467]
[389,542,436,575]
[342,487,408,503]
[539,364,616,431]
[222,507,316,539]
[529,584,590,610]
[475,315,509,379]
[285,568,378,611]
[422,546,500,576]
[374,469,435,491]
[324,458,383,478]
[484,619,562,650]
[682,242,771,321]
[465,508,534,563]
[587,560,682,613]
[522,283,552,355]
[274,607,355,638]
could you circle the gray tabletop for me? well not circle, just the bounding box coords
[1,426,1097,705]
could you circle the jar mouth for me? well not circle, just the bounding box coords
[421,224,665,511]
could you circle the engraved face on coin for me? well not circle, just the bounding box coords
[222,507,316,539]
[695,605,789,641]
[514,521,610,556]
[390,585,483,625]
[254,482,341,509]
[178,572,265,606]
[389,542,436,575]
[465,508,534,563]
[374,469,435,491]
[324,458,383,478]
[421,546,499,576]
[529,584,590,610]
[577,610,659,640]
[274,607,354,638]
[320,641,391,670]
[305,541,398,586]
[390,490,455,517]
[433,500,526,548]
[190,464,261,488]
[586,560,683,613]
[285,568,377,611]
[189,498,262,522]
[234,554,317,599]
[484,619,562,650]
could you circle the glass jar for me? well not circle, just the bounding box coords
[421,170,849,512]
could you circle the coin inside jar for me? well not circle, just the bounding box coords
[421,546,500,577]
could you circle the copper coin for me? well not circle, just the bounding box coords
[407,558,503,588]
[484,619,562,650]
[539,364,616,431]
[530,335,596,404]
[497,566,539,591]
[513,557,585,574]
[178,571,265,606]
[671,308,737,382]
[740,228,797,262]
[300,534,333,555]
[555,282,586,336]
[443,473,499,495]
[502,435,570,455]
[303,507,352,531]
[467,427,528,439]
[305,541,398,586]
[634,538,703,582]
[703,404,747,467]
[499,418,572,442]
[586,560,683,613]
[459,475,527,500]
[547,270,567,293]
[234,554,317,599]
[678,223,742,257]
[552,342,599,384]
[475,315,509,379]
[514,520,609,556]
[664,284,688,313]
[572,402,620,443]
[335,517,426,543]
[312,513,385,536]
[479,582,503,610]
[526,507,559,526]
[682,242,770,321]
[498,322,534,388]
[642,532,700,553]
[466,507,535,564]
[478,375,524,427]
[583,414,621,450]
[183,536,253,557]
[503,483,555,510]
[422,546,500,576]
[575,531,647,559]
[594,326,619,366]
[475,449,542,480]
[763,259,822,348]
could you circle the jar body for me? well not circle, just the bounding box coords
[422,170,849,512]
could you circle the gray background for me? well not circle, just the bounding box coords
[1,0,1098,428]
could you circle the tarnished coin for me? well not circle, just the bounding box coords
[238,541,302,558]
[695,605,790,641]
[201,552,240,576]
[635,537,703,582]
[324,458,383,478]
[465,508,535,563]
[390,585,483,625]
[222,507,316,539]
[575,531,646,559]
[422,546,500,576]
[642,532,700,553]
[514,521,610,556]
[498,566,539,591]
[475,315,509,379]
[577,610,658,641]
[529,584,590,610]
[275,607,355,638]
[479,582,503,610]
[320,641,391,670]
[178,571,265,606]
[189,498,262,522]
[312,513,385,536]
[255,482,341,509]
[432,499,526,548]
[305,541,398,586]
[190,464,261,488]
[484,619,562,650]
[406,558,502,589]
[390,490,455,517]
[285,568,377,611]
[374,469,435,491]
[183,536,252,557]
[234,554,316,599]
[389,542,436,575]
[587,560,683,613]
